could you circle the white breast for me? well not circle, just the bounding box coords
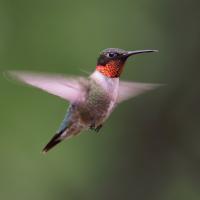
[90,71,119,119]
[90,71,119,98]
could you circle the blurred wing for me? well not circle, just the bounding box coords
[6,71,87,102]
[117,80,160,103]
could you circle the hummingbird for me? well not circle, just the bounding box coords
[7,48,159,153]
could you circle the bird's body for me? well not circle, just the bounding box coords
[6,48,159,153]
[48,71,119,151]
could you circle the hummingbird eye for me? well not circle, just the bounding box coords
[106,52,118,58]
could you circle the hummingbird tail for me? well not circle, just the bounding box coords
[42,129,68,154]
[42,106,73,154]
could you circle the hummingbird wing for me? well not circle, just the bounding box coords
[6,71,87,102]
[117,80,160,103]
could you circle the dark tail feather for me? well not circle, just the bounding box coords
[42,130,66,154]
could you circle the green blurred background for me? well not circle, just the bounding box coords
[0,0,199,199]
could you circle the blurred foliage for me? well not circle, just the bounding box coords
[0,0,200,199]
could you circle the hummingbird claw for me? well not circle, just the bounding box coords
[90,123,103,133]
[95,124,103,132]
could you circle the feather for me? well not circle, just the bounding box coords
[5,71,87,102]
[117,80,161,103]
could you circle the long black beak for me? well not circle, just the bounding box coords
[125,49,158,57]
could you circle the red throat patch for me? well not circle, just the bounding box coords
[96,60,124,78]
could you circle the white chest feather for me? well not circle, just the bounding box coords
[90,71,119,100]
[90,71,119,118]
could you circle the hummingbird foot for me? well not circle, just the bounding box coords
[90,123,103,133]
[94,124,103,132]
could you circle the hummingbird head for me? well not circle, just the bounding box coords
[96,48,158,78]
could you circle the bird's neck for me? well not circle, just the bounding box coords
[90,71,119,94]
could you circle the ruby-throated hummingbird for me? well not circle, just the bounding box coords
[7,48,159,153]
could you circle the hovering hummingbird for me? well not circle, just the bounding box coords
[7,48,159,153]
